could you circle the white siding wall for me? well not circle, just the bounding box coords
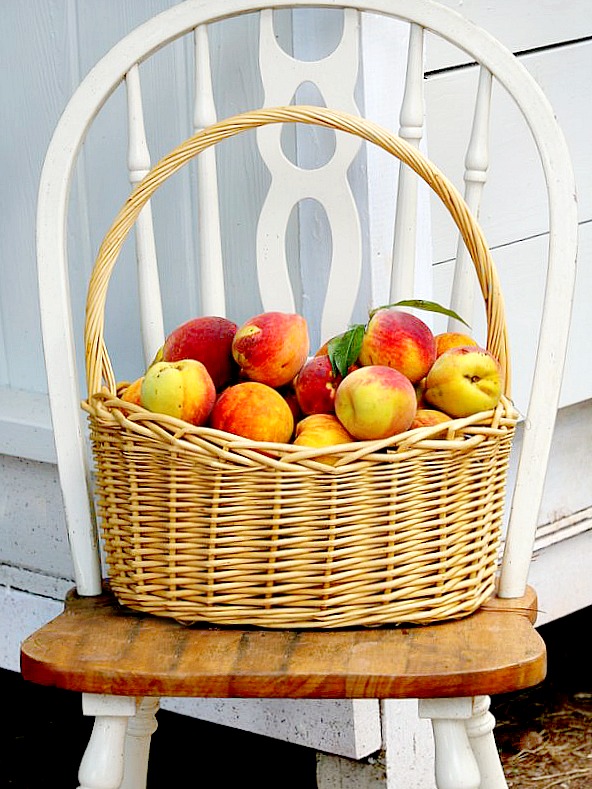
[0,0,590,645]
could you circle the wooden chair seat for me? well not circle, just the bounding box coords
[21,586,545,700]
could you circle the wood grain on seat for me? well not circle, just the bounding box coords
[21,586,545,700]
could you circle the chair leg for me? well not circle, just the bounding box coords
[418,698,481,789]
[78,694,137,789]
[120,697,160,789]
[465,696,508,789]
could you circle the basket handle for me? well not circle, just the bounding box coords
[84,105,510,397]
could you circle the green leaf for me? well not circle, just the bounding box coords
[369,299,470,328]
[328,324,365,377]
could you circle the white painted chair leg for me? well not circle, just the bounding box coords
[419,698,481,789]
[465,696,508,789]
[78,694,137,789]
[120,697,160,789]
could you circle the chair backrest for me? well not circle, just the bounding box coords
[37,0,577,601]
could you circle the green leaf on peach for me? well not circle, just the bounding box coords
[328,325,365,377]
[369,299,470,328]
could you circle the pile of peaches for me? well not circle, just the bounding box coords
[119,306,504,455]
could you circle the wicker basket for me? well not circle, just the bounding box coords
[82,105,517,629]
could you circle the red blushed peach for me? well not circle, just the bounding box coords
[232,312,309,388]
[278,384,303,427]
[293,414,356,464]
[161,315,239,390]
[410,408,452,430]
[294,355,343,416]
[209,381,294,443]
[334,365,417,440]
[434,331,478,358]
[140,360,216,426]
[358,308,436,384]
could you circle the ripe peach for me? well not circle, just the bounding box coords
[120,376,143,405]
[140,359,216,426]
[410,408,452,430]
[293,414,356,464]
[358,308,436,384]
[232,312,309,388]
[434,331,478,358]
[278,384,303,426]
[161,315,239,390]
[424,346,503,418]
[209,381,294,443]
[294,355,343,416]
[334,365,417,441]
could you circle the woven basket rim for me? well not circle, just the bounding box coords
[83,387,518,472]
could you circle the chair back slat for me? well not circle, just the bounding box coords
[125,64,165,364]
[390,23,425,302]
[256,8,363,342]
[449,66,493,332]
[193,24,226,316]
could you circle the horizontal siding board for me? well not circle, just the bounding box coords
[425,0,592,70]
[426,39,591,262]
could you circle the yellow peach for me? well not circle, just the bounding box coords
[140,359,216,426]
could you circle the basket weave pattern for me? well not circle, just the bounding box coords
[83,106,517,628]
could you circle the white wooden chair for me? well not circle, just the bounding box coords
[22,2,577,788]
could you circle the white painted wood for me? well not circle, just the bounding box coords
[120,698,159,789]
[419,698,481,789]
[425,0,592,72]
[79,695,136,789]
[466,696,508,789]
[125,64,165,366]
[256,8,363,342]
[426,41,591,263]
[448,66,492,332]
[194,24,226,317]
[0,387,55,464]
[390,23,425,303]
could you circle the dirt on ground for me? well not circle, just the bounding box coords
[492,605,592,789]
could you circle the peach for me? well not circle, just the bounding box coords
[209,381,294,443]
[424,346,504,418]
[435,331,478,358]
[278,384,303,426]
[120,376,143,406]
[294,355,343,415]
[410,408,452,430]
[140,359,216,426]
[358,308,436,384]
[293,414,356,464]
[232,312,309,388]
[334,365,417,440]
[161,315,239,390]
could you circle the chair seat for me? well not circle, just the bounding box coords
[21,585,545,700]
